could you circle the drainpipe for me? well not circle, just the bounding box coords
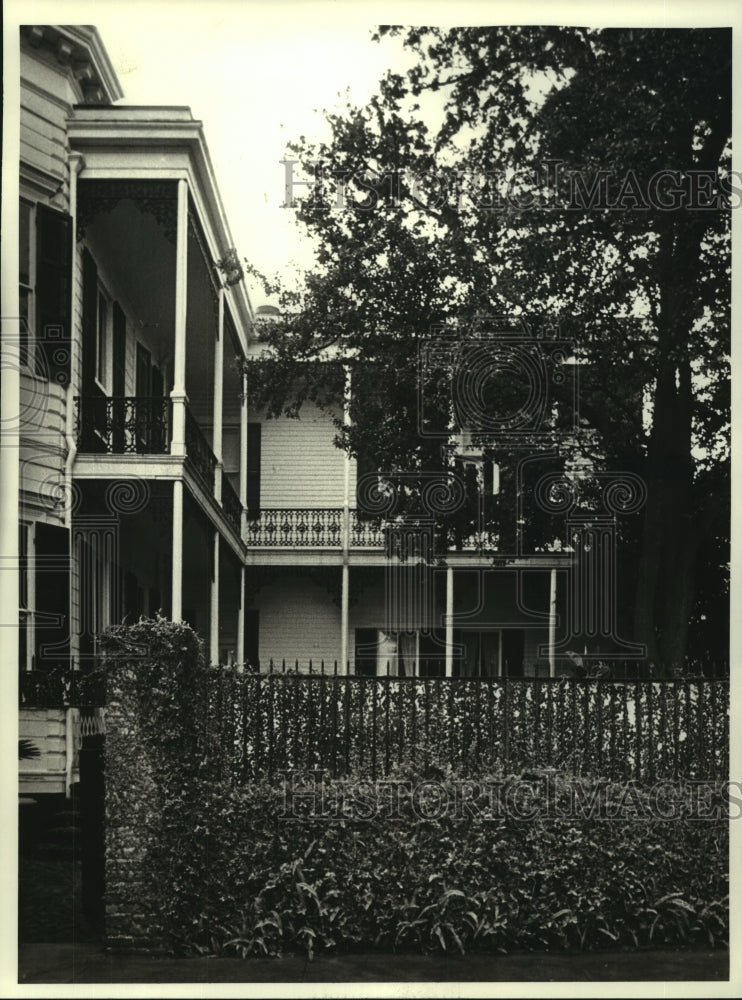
[65,153,84,671]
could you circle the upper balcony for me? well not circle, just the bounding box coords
[245,507,501,555]
[74,394,242,532]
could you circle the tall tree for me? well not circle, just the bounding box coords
[246,26,731,669]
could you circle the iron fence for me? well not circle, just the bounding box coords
[207,666,729,784]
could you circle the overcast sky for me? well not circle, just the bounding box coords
[10,0,738,310]
[98,6,414,306]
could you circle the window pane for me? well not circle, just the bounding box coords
[19,201,31,285]
[19,287,30,368]
[97,293,108,383]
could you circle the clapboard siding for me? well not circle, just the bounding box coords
[260,404,350,508]
[20,76,70,203]
[255,575,342,668]
[19,374,67,524]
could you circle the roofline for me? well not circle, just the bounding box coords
[68,107,255,339]
[56,25,124,102]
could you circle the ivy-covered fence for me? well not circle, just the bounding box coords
[209,668,729,785]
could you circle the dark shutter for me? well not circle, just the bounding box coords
[34,522,70,670]
[501,629,525,678]
[35,204,72,386]
[246,423,261,518]
[80,250,106,448]
[244,609,259,669]
[355,452,377,521]
[81,249,98,391]
[354,628,377,677]
[112,303,127,451]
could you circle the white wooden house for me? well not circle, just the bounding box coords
[12,24,582,797]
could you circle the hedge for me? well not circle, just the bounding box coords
[101,618,729,957]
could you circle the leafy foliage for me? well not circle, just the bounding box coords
[182,769,728,959]
[245,26,731,668]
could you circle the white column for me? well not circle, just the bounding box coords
[0,99,20,680]
[548,566,557,678]
[239,369,248,538]
[236,564,245,665]
[213,289,224,502]
[340,565,349,672]
[340,364,351,672]
[171,479,183,620]
[210,530,219,665]
[445,564,454,677]
[170,178,189,455]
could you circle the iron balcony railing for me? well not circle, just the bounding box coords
[221,471,243,535]
[184,406,217,491]
[246,508,345,548]
[75,396,171,454]
[245,508,499,552]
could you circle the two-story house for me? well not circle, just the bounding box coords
[11,24,599,800]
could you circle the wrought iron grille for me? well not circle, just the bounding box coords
[245,508,345,548]
[221,471,243,535]
[75,396,171,454]
[350,511,387,548]
[185,407,217,491]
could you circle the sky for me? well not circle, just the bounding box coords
[66,3,416,307]
[11,0,738,311]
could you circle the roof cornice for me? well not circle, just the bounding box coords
[21,24,124,104]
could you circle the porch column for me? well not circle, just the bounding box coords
[548,566,557,678]
[0,187,20,677]
[236,564,245,665]
[170,178,189,456]
[171,480,184,620]
[340,365,351,672]
[340,565,349,672]
[210,530,220,665]
[445,564,454,678]
[213,289,224,502]
[239,369,248,539]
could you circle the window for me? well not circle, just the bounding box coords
[95,288,110,390]
[18,523,33,671]
[354,628,424,677]
[246,423,261,518]
[19,200,34,370]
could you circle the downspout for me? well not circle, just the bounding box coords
[65,153,85,672]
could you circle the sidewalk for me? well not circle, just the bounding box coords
[18,942,729,984]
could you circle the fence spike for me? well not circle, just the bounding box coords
[269,658,274,674]
[320,659,324,675]
[334,659,338,676]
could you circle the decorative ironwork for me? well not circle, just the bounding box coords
[245,508,344,548]
[350,511,387,548]
[75,396,171,454]
[77,179,178,243]
[244,510,496,552]
[185,407,217,491]
[221,470,243,535]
